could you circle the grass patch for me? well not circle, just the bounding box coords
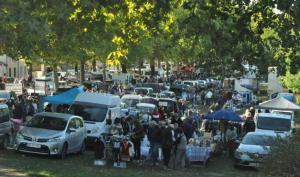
[0,150,258,177]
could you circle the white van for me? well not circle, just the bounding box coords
[0,104,11,149]
[255,113,292,137]
[271,110,295,133]
[69,92,121,145]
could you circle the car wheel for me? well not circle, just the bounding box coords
[60,143,68,160]
[1,135,10,149]
[79,141,85,155]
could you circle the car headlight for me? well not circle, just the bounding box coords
[48,136,63,142]
[235,150,243,158]
[91,127,101,134]
[16,133,24,140]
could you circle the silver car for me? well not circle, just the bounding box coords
[15,112,86,159]
[234,132,277,168]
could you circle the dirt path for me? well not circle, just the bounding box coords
[0,165,27,177]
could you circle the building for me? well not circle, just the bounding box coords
[0,54,28,80]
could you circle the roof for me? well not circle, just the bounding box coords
[35,112,76,120]
[257,113,292,120]
[74,92,121,107]
[158,98,176,102]
[259,97,300,111]
[121,94,142,100]
[42,86,83,105]
[134,87,153,90]
[136,103,156,108]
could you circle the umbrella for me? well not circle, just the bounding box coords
[205,109,243,122]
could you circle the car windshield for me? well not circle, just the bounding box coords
[122,98,140,107]
[183,82,193,86]
[141,98,158,106]
[27,115,67,131]
[158,101,175,112]
[138,106,155,113]
[242,134,276,146]
[0,92,9,99]
[69,104,108,122]
[272,111,292,117]
[135,88,149,95]
[257,116,291,131]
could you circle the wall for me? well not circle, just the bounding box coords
[0,54,28,79]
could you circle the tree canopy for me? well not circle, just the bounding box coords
[0,0,299,91]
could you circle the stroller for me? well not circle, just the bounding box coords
[94,133,131,168]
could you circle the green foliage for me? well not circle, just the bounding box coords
[262,130,300,177]
[280,71,300,93]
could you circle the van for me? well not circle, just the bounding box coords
[0,104,11,149]
[255,113,292,137]
[69,92,121,145]
[271,110,295,133]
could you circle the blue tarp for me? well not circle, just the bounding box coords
[42,86,84,105]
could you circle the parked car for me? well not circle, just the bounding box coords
[0,104,11,149]
[271,110,295,133]
[134,87,153,96]
[136,103,157,114]
[0,90,17,106]
[234,132,278,168]
[158,98,179,114]
[120,94,143,117]
[255,113,292,137]
[140,97,159,107]
[69,92,121,145]
[197,80,207,89]
[16,112,86,159]
[159,91,176,98]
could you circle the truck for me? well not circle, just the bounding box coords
[69,92,121,145]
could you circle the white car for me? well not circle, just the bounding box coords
[234,132,278,167]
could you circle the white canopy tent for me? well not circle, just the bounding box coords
[258,97,300,111]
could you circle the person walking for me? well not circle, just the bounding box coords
[147,121,161,166]
[175,127,187,169]
[161,121,173,169]
[131,120,144,163]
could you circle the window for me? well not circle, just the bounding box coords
[68,119,77,129]
[75,118,84,128]
[69,104,108,122]
[27,115,67,131]
[8,68,11,77]
[13,67,16,77]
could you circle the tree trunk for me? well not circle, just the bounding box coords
[102,62,106,82]
[53,66,58,92]
[150,57,155,77]
[121,58,127,73]
[92,59,96,72]
[80,59,85,84]
[138,58,142,76]
[28,63,33,77]
[166,61,170,79]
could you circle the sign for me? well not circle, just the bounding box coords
[158,102,168,107]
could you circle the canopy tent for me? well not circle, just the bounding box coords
[205,109,243,122]
[258,97,300,111]
[42,86,84,105]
